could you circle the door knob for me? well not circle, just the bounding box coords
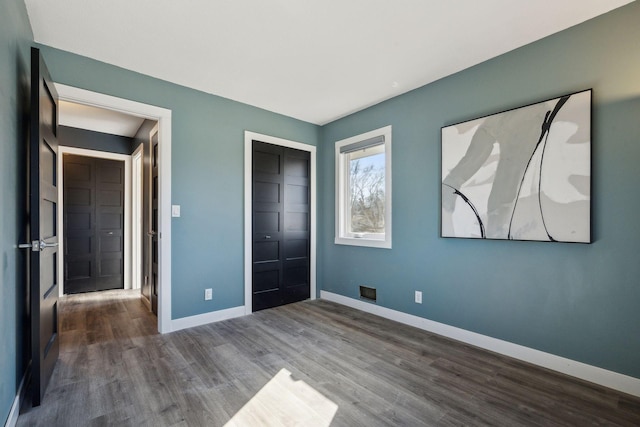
[18,240,58,252]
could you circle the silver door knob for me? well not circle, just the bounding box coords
[18,240,58,251]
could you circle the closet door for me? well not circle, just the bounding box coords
[64,155,124,293]
[252,141,310,311]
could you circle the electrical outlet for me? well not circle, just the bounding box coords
[204,288,213,300]
[415,291,422,304]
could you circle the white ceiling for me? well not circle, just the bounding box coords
[25,0,632,125]
[59,101,145,137]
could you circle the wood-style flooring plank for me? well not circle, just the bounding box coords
[17,289,640,426]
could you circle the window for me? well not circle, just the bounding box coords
[335,125,392,248]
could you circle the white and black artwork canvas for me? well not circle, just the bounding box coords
[441,89,591,243]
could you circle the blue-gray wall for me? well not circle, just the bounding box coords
[59,126,135,155]
[0,0,32,423]
[319,1,640,378]
[36,45,321,320]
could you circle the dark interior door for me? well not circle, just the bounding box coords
[63,155,124,293]
[252,141,310,312]
[150,129,159,314]
[28,47,60,406]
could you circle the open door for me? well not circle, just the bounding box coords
[149,125,159,315]
[22,47,60,406]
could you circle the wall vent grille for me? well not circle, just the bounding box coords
[359,285,377,302]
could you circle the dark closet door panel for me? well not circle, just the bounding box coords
[282,148,310,305]
[63,154,96,294]
[63,155,124,294]
[96,159,124,291]
[253,269,279,292]
[252,141,310,312]
[253,240,279,263]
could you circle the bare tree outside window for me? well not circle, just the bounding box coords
[349,152,385,233]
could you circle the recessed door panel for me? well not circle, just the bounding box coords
[254,181,280,203]
[66,188,91,206]
[253,270,280,293]
[67,261,91,279]
[254,212,280,233]
[254,241,279,263]
[99,190,122,207]
[254,151,280,174]
[285,239,308,260]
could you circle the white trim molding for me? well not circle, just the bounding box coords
[55,83,173,334]
[131,144,144,291]
[5,373,26,427]
[320,291,640,398]
[57,147,132,298]
[244,131,317,315]
[171,306,246,332]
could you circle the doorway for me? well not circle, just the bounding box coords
[58,147,132,293]
[54,83,173,333]
[244,131,317,314]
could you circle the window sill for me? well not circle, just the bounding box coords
[334,236,391,249]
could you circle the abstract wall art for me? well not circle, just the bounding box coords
[441,89,591,243]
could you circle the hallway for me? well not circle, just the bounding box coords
[18,290,160,424]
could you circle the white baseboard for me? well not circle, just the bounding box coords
[5,373,26,427]
[320,291,640,398]
[170,306,246,332]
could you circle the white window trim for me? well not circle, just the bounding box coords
[335,125,392,249]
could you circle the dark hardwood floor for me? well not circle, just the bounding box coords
[18,290,640,426]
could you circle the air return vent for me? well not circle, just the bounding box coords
[359,285,377,302]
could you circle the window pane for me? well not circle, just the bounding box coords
[348,149,385,234]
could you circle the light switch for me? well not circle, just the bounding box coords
[171,205,181,217]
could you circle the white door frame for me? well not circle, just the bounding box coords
[243,131,317,315]
[57,147,132,297]
[56,83,173,334]
[131,144,143,291]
